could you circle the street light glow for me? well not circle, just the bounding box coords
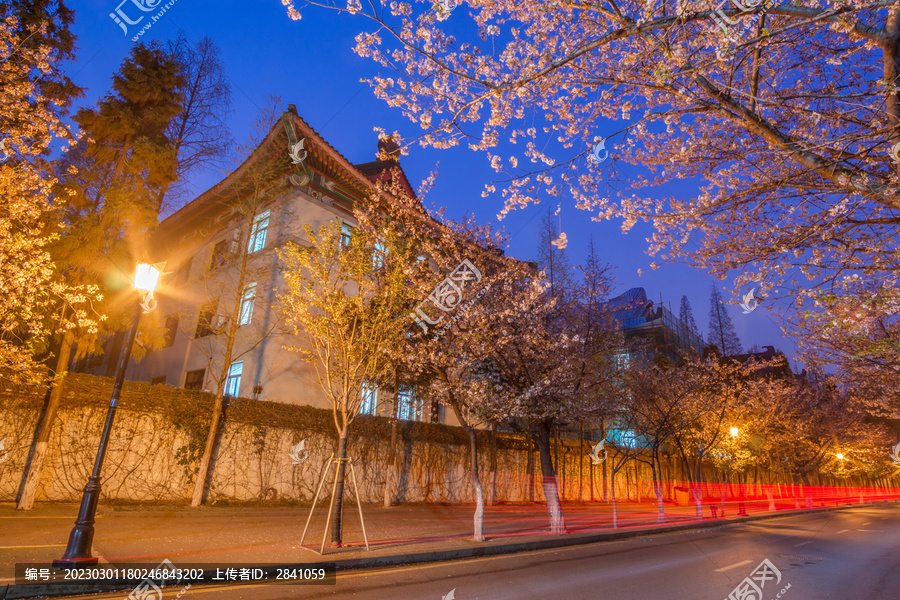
[836,453,844,460]
[134,262,161,292]
[730,427,739,438]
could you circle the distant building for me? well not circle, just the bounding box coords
[605,287,704,363]
[729,345,795,380]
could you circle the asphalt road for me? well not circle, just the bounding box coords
[54,504,900,600]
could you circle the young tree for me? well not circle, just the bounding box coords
[403,210,530,541]
[624,357,685,524]
[708,285,743,356]
[471,248,622,534]
[643,355,747,518]
[279,211,419,546]
[279,0,900,401]
[17,41,184,510]
[188,99,288,507]
[679,295,702,343]
[601,398,646,529]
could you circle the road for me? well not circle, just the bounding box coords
[52,504,900,600]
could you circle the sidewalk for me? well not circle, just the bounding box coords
[2,493,897,599]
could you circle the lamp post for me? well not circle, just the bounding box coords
[53,262,162,567]
[728,427,747,516]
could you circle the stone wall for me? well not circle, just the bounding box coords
[2,374,895,505]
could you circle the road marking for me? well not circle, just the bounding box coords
[862,522,871,525]
[794,541,812,547]
[0,544,65,549]
[0,516,73,519]
[715,560,753,572]
[836,529,849,534]
[857,529,882,532]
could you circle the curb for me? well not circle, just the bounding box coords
[2,500,894,599]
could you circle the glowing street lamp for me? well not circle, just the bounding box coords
[54,262,162,567]
[730,427,739,438]
[134,262,162,292]
[836,453,845,461]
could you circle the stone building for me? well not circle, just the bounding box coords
[73,105,432,421]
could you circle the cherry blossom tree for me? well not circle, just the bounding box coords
[279,198,422,546]
[0,9,97,384]
[278,0,900,408]
[466,247,622,534]
[352,179,530,539]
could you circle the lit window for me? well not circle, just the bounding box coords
[340,222,354,250]
[397,385,423,421]
[239,282,257,326]
[360,382,377,415]
[224,361,243,398]
[248,210,270,253]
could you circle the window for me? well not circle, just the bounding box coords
[163,315,179,348]
[248,210,270,253]
[430,400,445,423]
[184,369,205,391]
[339,222,354,250]
[195,300,218,338]
[238,283,256,326]
[151,376,166,386]
[397,385,423,421]
[224,361,243,398]
[176,256,193,284]
[373,240,387,269]
[360,382,378,415]
[209,240,228,270]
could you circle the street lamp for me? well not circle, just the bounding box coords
[54,262,162,567]
[836,453,844,461]
[728,427,746,515]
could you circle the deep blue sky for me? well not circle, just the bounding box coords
[63,0,796,364]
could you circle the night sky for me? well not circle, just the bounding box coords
[63,0,796,364]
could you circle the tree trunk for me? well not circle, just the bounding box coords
[801,471,813,509]
[719,470,727,518]
[535,420,565,534]
[611,466,618,529]
[526,436,535,503]
[601,420,608,503]
[652,454,665,524]
[589,428,595,502]
[579,422,584,502]
[692,457,703,518]
[330,426,350,545]
[383,402,399,508]
[487,422,497,507]
[465,426,485,542]
[17,331,73,510]
[191,391,226,507]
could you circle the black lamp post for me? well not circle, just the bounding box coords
[53,262,162,567]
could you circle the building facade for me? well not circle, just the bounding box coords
[73,105,433,422]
